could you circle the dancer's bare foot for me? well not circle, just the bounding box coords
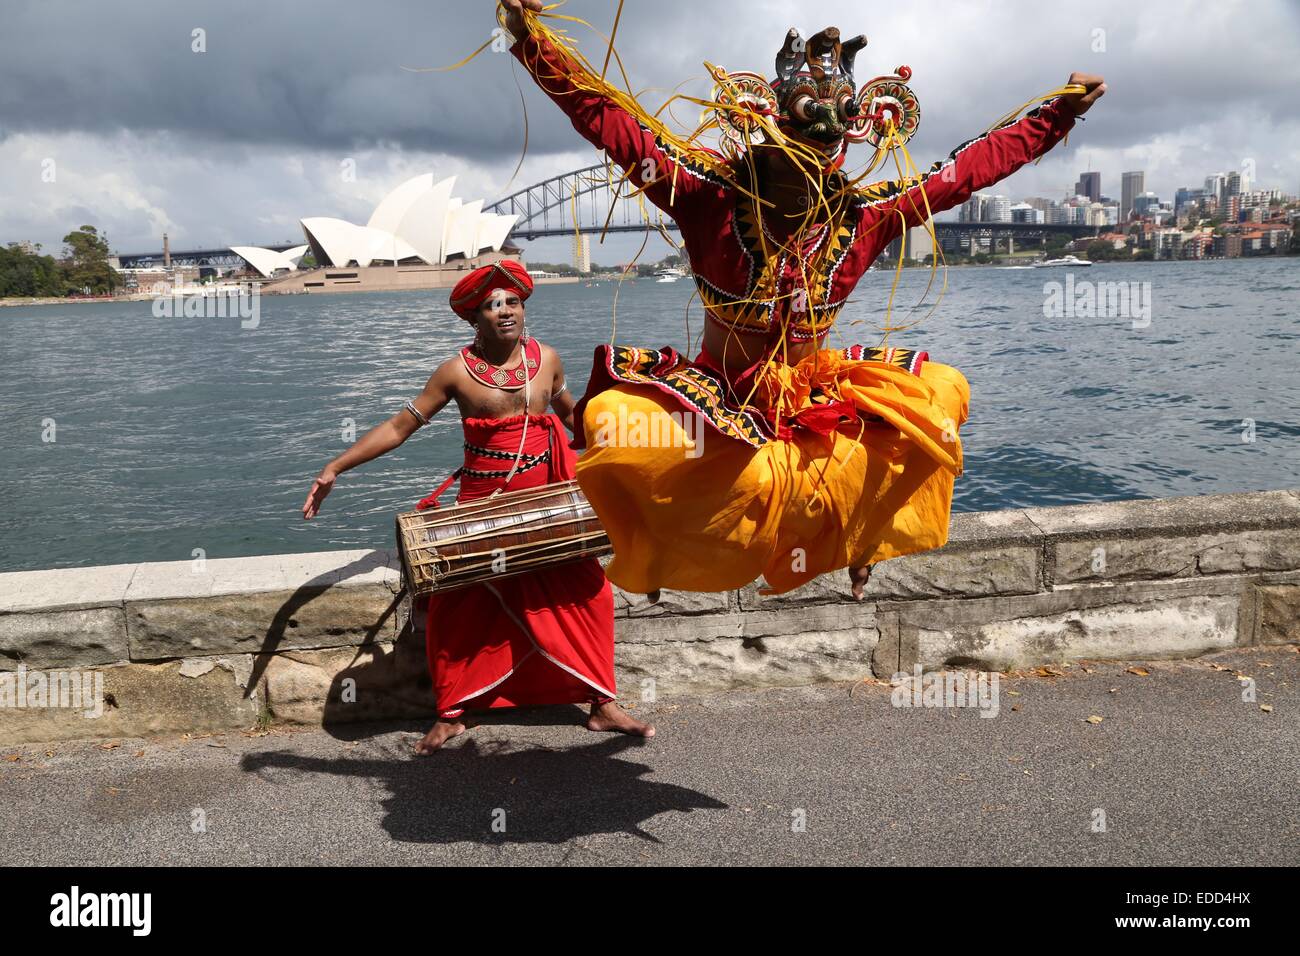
[587,700,655,737]
[413,717,469,755]
[849,563,874,601]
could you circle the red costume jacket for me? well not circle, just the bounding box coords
[513,31,1077,444]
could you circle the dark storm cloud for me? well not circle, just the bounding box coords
[3,0,1299,169]
[2,1,1298,254]
[0,0,704,157]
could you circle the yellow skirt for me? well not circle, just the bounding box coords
[575,349,971,595]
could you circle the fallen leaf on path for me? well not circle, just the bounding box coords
[97,741,120,751]
[1085,715,1104,724]
[1126,666,1150,677]
[1260,704,1274,713]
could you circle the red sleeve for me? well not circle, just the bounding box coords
[859,96,1077,248]
[511,30,723,216]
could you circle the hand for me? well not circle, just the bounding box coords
[1060,72,1106,117]
[500,0,543,37]
[302,469,337,520]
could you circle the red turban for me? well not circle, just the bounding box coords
[449,260,534,321]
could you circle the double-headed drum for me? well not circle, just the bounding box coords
[395,479,611,598]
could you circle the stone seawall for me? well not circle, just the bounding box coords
[1,489,1296,745]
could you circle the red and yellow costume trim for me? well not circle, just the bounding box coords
[460,337,543,390]
[507,17,1077,596]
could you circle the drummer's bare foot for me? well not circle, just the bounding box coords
[587,700,655,738]
[849,563,874,601]
[414,717,468,754]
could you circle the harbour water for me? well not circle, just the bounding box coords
[1,257,1297,573]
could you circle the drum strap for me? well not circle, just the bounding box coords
[488,343,532,498]
[415,468,463,511]
[417,342,540,511]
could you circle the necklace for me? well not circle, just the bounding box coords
[460,337,542,391]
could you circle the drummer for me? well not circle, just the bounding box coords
[302,259,654,753]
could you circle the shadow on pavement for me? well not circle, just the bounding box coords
[240,734,727,845]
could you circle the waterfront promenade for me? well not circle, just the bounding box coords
[0,645,1294,865]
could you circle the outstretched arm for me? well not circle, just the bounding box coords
[302,364,455,519]
[861,73,1106,248]
[501,0,724,216]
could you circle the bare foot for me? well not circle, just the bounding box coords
[849,563,874,601]
[587,700,655,738]
[413,717,469,755]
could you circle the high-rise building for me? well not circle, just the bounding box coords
[572,232,591,274]
[960,193,989,222]
[1174,187,1207,216]
[1075,171,1101,202]
[1205,173,1227,207]
[1121,171,1145,220]
[1133,191,1162,217]
[985,195,1012,223]
[1011,203,1044,224]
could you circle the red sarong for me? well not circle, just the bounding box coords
[414,413,617,719]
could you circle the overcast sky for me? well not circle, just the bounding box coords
[1,0,1297,265]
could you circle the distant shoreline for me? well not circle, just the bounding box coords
[0,293,156,308]
[1,255,1290,307]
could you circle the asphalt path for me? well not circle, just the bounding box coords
[1,647,1296,866]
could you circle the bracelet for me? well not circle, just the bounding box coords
[403,400,430,427]
[554,379,568,395]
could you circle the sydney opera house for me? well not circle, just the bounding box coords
[231,174,521,294]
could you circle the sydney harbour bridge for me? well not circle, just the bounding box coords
[114,162,1099,268]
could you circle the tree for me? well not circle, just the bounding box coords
[0,242,64,297]
[61,225,119,294]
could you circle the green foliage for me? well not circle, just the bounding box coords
[0,225,125,298]
[1085,240,1125,262]
[61,225,119,294]
[0,243,65,297]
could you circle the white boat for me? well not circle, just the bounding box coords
[1034,255,1093,268]
[173,282,254,297]
[654,267,686,283]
